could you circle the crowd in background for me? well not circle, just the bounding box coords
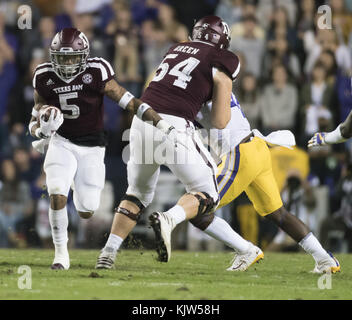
[0,0,351,252]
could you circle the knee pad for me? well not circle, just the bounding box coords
[188,192,217,231]
[193,192,217,216]
[116,194,146,222]
[189,211,215,231]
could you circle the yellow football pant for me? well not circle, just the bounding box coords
[216,137,283,216]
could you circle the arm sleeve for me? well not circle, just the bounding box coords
[211,49,241,81]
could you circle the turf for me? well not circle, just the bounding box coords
[0,249,351,300]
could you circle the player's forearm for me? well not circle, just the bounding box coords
[104,79,162,126]
[324,111,352,144]
[211,76,231,129]
[340,112,352,139]
[324,124,348,144]
[126,98,162,126]
[29,91,47,138]
[29,105,43,138]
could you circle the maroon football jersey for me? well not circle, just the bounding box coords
[141,41,240,121]
[32,57,115,146]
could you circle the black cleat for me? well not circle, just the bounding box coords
[51,263,65,270]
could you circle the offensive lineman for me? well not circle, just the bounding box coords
[29,28,179,270]
[96,16,245,268]
[193,93,340,273]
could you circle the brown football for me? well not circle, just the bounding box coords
[39,106,61,122]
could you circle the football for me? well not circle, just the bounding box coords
[39,106,62,122]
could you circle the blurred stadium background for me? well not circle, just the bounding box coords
[0,0,351,255]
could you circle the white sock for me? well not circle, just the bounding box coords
[103,233,124,253]
[299,232,330,263]
[204,216,251,254]
[49,207,68,255]
[165,205,186,225]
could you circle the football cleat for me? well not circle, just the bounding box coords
[227,244,264,271]
[149,212,176,262]
[312,252,341,274]
[51,250,70,270]
[51,263,65,270]
[95,249,116,269]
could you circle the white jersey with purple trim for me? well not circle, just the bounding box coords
[196,93,296,160]
[196,93,251,158]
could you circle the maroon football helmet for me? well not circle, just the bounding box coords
[191,16,231,49]
[49,28,90,80]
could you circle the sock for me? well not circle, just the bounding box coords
[103,233,124,254]
[204,216,251,254]
[49,207,68,255]
[299,232,330,263]
[165,205,186,225]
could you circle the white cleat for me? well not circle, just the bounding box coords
[95,249,116,269]
[51,250,70,270]
[149,212,176,262]
[227,244,264,271]
[312,252,341,274]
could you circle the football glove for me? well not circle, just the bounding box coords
[156,120,188,150]
[39,108,64,138]
[308,132,326,148]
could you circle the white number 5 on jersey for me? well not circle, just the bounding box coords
[59,92,80,119]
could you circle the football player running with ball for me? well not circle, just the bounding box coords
[96,16,239,269]
[29,28,178,270]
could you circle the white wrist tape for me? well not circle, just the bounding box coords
[31,108,39,118]
[28,120,37,134]
[156,119,173,134]
[118,91,134,109]
[324,125,348,144]
[136,103,151,119]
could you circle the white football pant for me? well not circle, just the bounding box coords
[44,133,106,212]
[126,114,219,208]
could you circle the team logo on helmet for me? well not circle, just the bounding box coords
[221,21,230,36]
[82,73,92,84]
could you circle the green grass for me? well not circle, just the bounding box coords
[0,249,351,300]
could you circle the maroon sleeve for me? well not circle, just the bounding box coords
[211,49,240,81]
[32,63,52,97]
[87,57,115,92]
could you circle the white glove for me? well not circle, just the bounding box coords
[156,120,188,150]
[307,132,326,148]
[38,108,64,138]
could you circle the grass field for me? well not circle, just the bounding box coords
[0,249,351,300]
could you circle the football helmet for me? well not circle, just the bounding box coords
[191,15,231,50]
[49,27,89,80]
